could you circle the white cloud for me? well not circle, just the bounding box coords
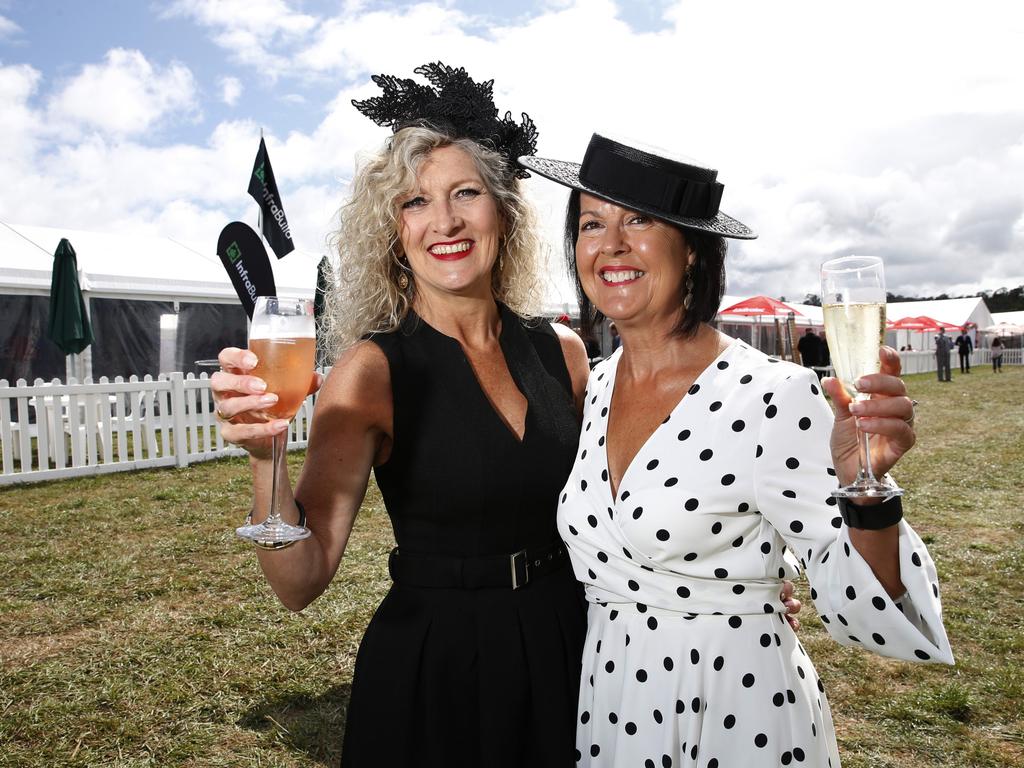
[296,4,480,77]
[163,0,317,76]
[164,0,317,36]
[220,75,242,105]
[47,49,198,137]
[0,64,42,166]
[3,0,1023,303]
[0,14,21,38]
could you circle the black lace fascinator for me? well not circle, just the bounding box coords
[352,62,538,179]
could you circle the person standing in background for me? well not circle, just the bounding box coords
[991,336,1004,373]
[609,322,621,352]
[797,327,820,371]
[815,328,830,379]
[935,328,954,381]
[955,327,973,373]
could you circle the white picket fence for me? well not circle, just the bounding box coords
[895,348,1022,374]
[0,373,316,486]
[1,349,1019,486]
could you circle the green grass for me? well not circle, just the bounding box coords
[1,365,1022,766]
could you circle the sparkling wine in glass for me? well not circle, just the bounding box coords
[821,256,903,498]
[235,296,315,545]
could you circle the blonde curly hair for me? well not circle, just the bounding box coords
[323,126,545,358]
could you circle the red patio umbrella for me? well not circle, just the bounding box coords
[888,315,958,331]
[719,295,803,317]
[719,296,802,356]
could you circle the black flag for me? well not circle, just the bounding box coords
[217,222,277,319]
[247,137,295,259]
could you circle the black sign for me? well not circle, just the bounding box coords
[217,222,276,318]
[247,137,295,259]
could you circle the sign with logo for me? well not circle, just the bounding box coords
[217,222,277,318]
[247,138,295,259]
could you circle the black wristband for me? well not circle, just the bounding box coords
[837,495,903,530]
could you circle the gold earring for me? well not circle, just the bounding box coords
[398,271,409,291]
[683,265,695,311]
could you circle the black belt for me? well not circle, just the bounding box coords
[388,542,568,590]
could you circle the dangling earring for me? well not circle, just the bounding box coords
[683,264,695,311]
[398,271,409,291]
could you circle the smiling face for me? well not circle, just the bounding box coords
[574,192,693,331]
[397,144,503,304]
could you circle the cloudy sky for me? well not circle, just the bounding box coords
[2,0,1022,305]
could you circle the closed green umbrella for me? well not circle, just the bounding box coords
[47,238,93,356]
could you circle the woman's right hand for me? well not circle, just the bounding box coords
[211,347,322,460]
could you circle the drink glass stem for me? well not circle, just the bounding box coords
[266,431,283,526]
[857,422,877,484]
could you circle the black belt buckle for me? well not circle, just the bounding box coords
[510,549,529,590]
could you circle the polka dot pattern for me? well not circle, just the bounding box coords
[558,343,953,767]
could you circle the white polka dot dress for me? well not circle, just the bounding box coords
[557,340,954,768]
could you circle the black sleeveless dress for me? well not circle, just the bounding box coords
[340,305,586,768]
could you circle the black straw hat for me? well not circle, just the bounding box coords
[519,134,756,240]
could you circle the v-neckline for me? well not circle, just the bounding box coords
[408,304,530,445]
[602,339,739,503]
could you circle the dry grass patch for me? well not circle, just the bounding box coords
[1,365,1022,766]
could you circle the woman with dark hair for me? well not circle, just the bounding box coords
[523,135,953,766]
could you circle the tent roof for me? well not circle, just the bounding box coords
[0,221,321,302]
[885,297,991,327]
[991,310,1024,326]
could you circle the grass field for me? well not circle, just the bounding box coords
[1,365,1022,767]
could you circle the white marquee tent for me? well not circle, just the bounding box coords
[0,221,320,302]
[0,221,322,383]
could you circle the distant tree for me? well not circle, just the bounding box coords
[984,286,1024,312]
[803,293,821,306]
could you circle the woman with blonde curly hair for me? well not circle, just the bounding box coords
[211,64,593,766]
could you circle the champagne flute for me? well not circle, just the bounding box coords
[235,296,316,545]
[820,256,903,498]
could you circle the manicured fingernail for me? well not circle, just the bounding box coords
[273,420,289,432]
[260,394,278,405]
[849,402,865,415]
[251,379,267,392]
[855,377,869,391]
[244,353,258,367]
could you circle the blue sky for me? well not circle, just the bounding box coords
[2,0,1023,301]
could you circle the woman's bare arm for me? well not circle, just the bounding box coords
[552,323,591,419]
[216,341,392,611]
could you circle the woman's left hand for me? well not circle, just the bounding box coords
[781,579,802,631]
[822,346,916,486]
